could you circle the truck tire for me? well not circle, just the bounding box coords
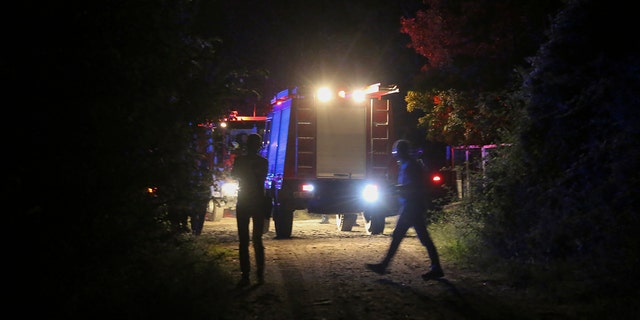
[363,212,385,235]
[273,204,294,239]
[207,199,223,221]
[337,213,357,231]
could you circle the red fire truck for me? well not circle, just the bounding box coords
[207,111,267,221]
[262,83,400,238]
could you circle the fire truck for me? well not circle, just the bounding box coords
[262,83,401,238]
[207,111,267,221]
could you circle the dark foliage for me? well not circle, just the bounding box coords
[400,0,565,146]
[11,1,253,317]
[481,0,640,299]
[401,0,564,91]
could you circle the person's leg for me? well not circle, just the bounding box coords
[413,216,444,280]
[414,217,441,268]
[190,202,207,236]
[251,212,266,283]
[366,214,411,274]
[382,215,411,266]
[236,211,251,285]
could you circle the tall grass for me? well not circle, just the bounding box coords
[39,234,238,319]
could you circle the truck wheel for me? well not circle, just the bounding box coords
[207,200,223,221]
[363,212,385,235]
[337,213,357,231]
[273,205,293,239]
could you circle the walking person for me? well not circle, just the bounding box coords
[365,139,444,281]
[231,133,269,287]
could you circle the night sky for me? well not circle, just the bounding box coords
[195,0,430,145]
[209,0,427,98]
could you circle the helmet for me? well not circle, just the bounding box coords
[392,139,411,159]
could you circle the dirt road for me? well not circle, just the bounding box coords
[201,213,561,320]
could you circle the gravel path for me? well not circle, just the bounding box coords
[200,212,565,320]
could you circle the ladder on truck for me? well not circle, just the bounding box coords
[295,98,316,178]
[368,98,391,179]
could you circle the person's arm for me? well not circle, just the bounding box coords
[230,156,242,179]
[259,157,268,181]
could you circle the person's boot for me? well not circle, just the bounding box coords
[421,266,444,281]
[257,267,265,284]
[365,262,388,275]
[236,274,250,288]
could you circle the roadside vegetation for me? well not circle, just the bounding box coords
[421,1,639,317]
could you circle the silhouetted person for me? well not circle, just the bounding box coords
[165,160,209,235]
[366,139,444,281]
[231,133,269,287]
[189,159,211,236]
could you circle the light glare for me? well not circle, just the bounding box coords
[362,184,379,202]
[352,89,366,103]
[317,87,333,102]
[221,181,239,197]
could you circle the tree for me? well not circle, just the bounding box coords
[405,87,524,146]
[400,0,563,146]
[498,0,639,267]
[477,0,640,306]
[15,1,263,316]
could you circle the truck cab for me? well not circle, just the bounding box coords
[262,83,400,238]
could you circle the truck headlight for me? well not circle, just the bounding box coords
[362,184,379,203]
[221,181,239,197]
